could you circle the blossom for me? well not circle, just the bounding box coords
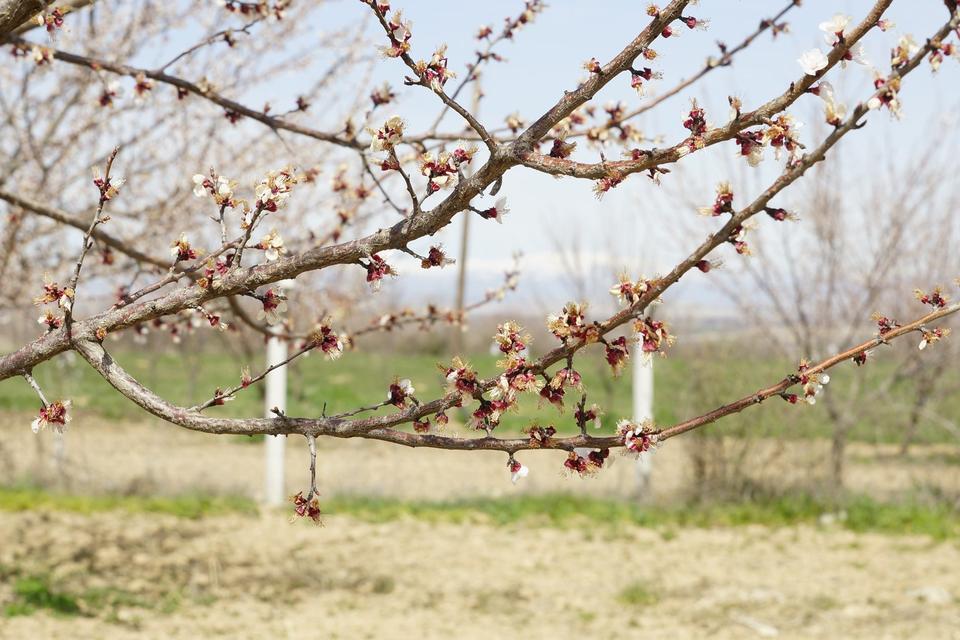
[368,115,405,152]
[527,424,557,447]
[494,321,528,355]
[545,137,575,160]
[98,82,119,107]
[291,491,322,524]
[609,273,649,306]
[421,245,454,269]
[630,67,661,95]
[727,221,757,255]
[38,310,62,331]
[928,42,959,72]
[35,7,65,33]
[471,399,504,429]
[494,363,542,401]
[819,14,852,46]
[593,172,624,198]
[538,385,565,410]
[815,81,847,126]
[604,336,630,375]
[683,99,707,137]
[34,277,74,311]
[797,359,830,405]
[370,82,395,108]
[387,378,415,407]
[508,459,529,484]
[416,44,456,91]
[841,43,869,68]
[211,387,235,405]
[443,357,479,398]
[698,182,734,216]
[192,174,210,197]
[891,35,919,68]
[867,75,903,118]
[32,45,53,65]
[618,419,657,455]
[255,167,298,211]
[872,312,900,336]
[764,206,798,222]
[364,254,396,291]
[735,130,765,167]
[133,72,153,97]
[419,151,459,192]
[695,259,722,273]
[451,141,478,167]
[199,257,230,290]
[505,113,525,133]
[915,287,948,309]
[307,323,344,360]
[549,367,582,391]
[563,448,610,476]
[193,173,238,206]
[919,327,950,351]
[92,167,125,200]
[379,10,412,58]
[170,234,199,262]
[31,400,71,434]
[204,311,228,331]
[547,302,591,343]
[762,114,803,161]
[728,95,743,121]
[683,16,709,31]
[257,288,288,325]
[574,402,603,430]
[798,49,829,76]
[257,229,286,261]
[634,317,675,355]
[478,197,509,223]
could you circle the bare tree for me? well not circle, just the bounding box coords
[673,130,960,488]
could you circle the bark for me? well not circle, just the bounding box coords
[0,0,50,36]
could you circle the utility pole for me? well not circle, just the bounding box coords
[263,279,294,506]
[452,80,483,355]
[452,213,470,354]
[633,344,654,498]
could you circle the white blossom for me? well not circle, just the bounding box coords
[799,49,829,76]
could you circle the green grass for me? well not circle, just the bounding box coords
[618,581,660,606]
[1,485,954,538]
[1,345,957,444]
[4,575,82,617]
[1,571,151,619]
[0,485,956,539]
[324,492,960,539]
[0,486,257,519]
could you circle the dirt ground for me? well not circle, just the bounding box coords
[1,414,960,639]
[1,510,959,639]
